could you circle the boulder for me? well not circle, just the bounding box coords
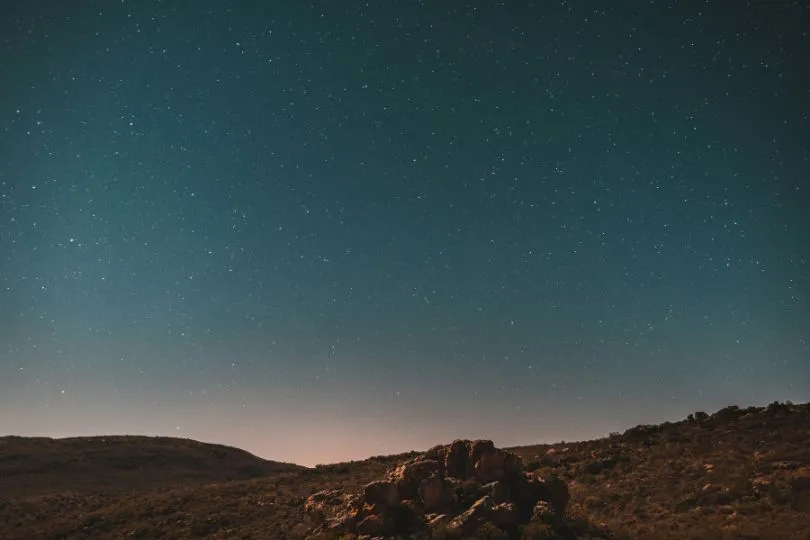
[387,459,443,500]
[426,513,452,528]
[490,502,518,527]
[484,480,511,504]
[363,480,399,508]
[302,439,571,538]
[511,473,569,520]
[419,474,451,512]
[476,446,522,483]
[540,474,570,516]
[356,513,389,536]
[469,440,497,477]
[426,439,522,482]
[445,439,470,479]
[304,490,348,525]
[447,495,492,535]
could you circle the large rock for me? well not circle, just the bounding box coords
[445,439,470,479]
[387,459,443,500]
[363,480,399,509]
[304,489,361,533]
[303,439,570,538]
[541,474,570,516]
[490,502,518,527]
[424,439,523,482]
[356,513,389,536]
[447,495,492,535]
[469,440,497,477]
[476,446,523,483]
[419,474,451,512]
[304,490,348,525]
[510,472,569,521]
[485,480,511,504]
[400,498,425,520]
[427,513,452,527]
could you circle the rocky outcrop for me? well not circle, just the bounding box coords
[303,439,571,538]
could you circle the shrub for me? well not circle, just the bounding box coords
[525,460,542,472]
[520,522,563,539]
[474,522,510,539]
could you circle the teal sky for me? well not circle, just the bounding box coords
[1,1,808,466]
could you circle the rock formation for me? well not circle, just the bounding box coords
[303,439,571,538]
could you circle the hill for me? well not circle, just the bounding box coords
[0,401,807,539]
[507,401,810,539]
[0,434,304,497]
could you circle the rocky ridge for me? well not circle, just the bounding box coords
[304,439,596,538]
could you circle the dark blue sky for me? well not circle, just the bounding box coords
[1,1,808,465]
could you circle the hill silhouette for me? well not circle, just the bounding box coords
[0,401,807,539]
[0,435,304,497]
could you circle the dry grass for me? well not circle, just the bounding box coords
[1,401,808,539]
[510,401,810,540]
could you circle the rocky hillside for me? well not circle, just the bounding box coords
[303,439,605,539]
[0,401,807,539]
[508,401,810,539]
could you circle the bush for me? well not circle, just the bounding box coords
[474,522,510,539]
[520,522,563,539]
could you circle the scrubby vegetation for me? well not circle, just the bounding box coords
[0,401,807,539]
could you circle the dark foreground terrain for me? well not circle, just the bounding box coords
[1,402,808,539]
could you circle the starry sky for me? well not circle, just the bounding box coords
[1,1,808,467]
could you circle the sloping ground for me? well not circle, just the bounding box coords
[508,401,810,539]
[0,435,304,497]
[0,402,807,539]
[0,458,390,539]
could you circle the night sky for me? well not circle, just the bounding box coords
[1,1,808,467]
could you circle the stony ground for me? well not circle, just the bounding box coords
[1,401,808,539]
